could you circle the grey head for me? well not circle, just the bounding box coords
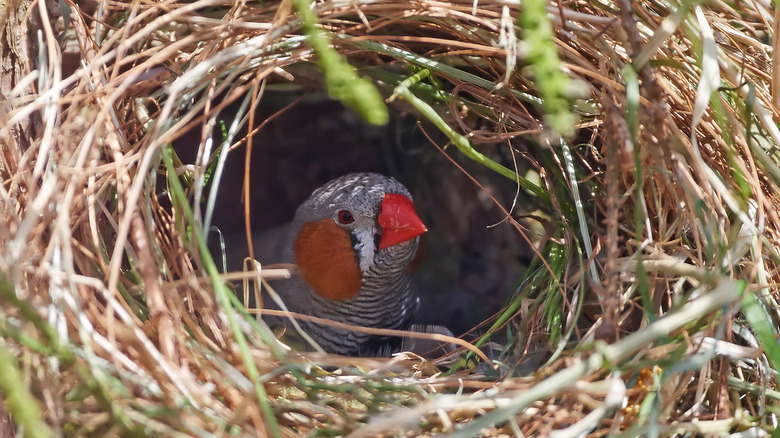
[291,172,419,274]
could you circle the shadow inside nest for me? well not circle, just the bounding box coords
[173,89,538,357]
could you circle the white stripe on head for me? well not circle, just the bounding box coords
[352,224,376,272]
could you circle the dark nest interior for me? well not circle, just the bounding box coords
[2,0,780,436]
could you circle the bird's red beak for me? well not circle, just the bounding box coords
[378,193,427,250]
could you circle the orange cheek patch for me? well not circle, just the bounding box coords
[294,219,363,301]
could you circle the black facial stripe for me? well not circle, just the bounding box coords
[376,201,384,235]
[348,232,361,265]
[373,233,381,251]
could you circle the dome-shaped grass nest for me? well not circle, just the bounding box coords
[1,0,779,435]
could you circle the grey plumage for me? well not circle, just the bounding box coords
[268,173,421,356]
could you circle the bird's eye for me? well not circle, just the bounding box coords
[337,210,355,224]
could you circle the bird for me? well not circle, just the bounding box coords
[259,172,430,356]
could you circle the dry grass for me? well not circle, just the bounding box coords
[1,0,779,436]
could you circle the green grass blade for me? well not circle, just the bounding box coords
[519,0,580,137]
[293,0,387,125]
[560,138,599,283]
[346,37,541,105]
[391,69,548,199]
[0,340,53,438]
[741,290,780,371]
[161,145,282,438]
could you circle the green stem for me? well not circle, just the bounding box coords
[0,339,53,438]
[161,145,282,438]
[392,70,548,200]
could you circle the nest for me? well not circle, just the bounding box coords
[1,0,779,435]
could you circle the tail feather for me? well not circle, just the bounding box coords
[400,324,456,359]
